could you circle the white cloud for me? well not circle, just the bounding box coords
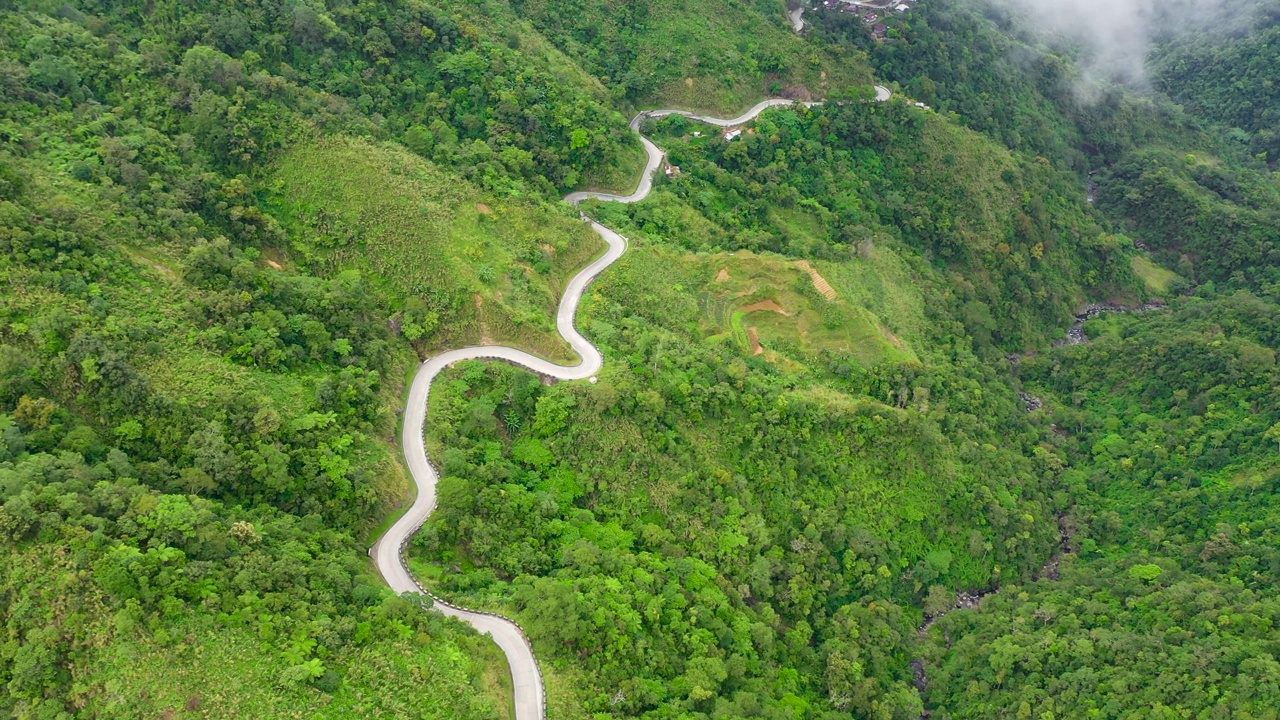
[986,0,1257,91]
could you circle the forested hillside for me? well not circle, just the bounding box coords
[413,240,1061,714]
[818,0,1280,291]
[2,0,1279,717]
[923,292,1280,718]
[600,98,1136,351]
[499,0,872,112]
[0,0,707,525]
[1,0,638,713]
[1151,4,1280,166]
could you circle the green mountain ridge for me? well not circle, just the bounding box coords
[1,0,1279,718]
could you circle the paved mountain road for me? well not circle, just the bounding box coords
[789,6,806,32]
[371,86,892,720]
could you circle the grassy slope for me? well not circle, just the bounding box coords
[575,241,967,545]
[81,620,508,719]
[0,531,508,720]
[0,158,506,715]
[2,163,360,430]
[576,140,651,196]
[590,98,1127,349]
[910,111,1022,254]
[271,137,604,363]
[71,203,417,526]
[1131,254,1181,294]
[618,244,917,368]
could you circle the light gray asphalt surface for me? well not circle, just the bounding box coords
[371,86,892,720]
[788,6,805,32]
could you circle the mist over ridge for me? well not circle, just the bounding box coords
[982,0,1270,91]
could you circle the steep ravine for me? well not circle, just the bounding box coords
[914,301,1167,705]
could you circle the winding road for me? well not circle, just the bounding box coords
[788,6,806,32]
[370,85,891,720]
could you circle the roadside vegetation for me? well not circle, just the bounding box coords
[2,0,1279,717]
[499,0,873,113]
[272,136,602,361]
[589,98,1139,354]
[1,0,635,712]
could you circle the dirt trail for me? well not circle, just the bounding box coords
[740,299,790,315]
[475,293,494,345]
[794,260,837,300]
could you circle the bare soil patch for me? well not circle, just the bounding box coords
[879,324,904,349]
[794,260,837,300]
[739,299,790,315]
[747,326,764,355]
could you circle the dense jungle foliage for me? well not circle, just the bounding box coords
[413,259,1060,717]
[0,0,643,713]
[1150,4,1280,166]
[497,0,871,113]
[599,99,1136,352]
[923,291,1280,719]
[2,0,1279,717]
[811,0,1280,291]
